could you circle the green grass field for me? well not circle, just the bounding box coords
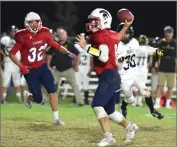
[1,96,176,147]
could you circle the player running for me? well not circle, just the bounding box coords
[76,8,139,147]
[9,12,76,125]
[116,23,164,120]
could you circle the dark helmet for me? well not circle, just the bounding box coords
[138,34,149,45]
[152,36,160,47]
[117,23,134,44]
[9,25,19,33]
[164,26,174,33]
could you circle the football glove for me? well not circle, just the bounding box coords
[156,49,163,57]
[19,64,30,74]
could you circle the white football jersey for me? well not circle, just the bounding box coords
[135,45,156,72]
[117,38,139,80]
[74,44,91,72]
[1,36,21,63]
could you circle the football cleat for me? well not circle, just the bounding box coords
[25,98,32,108]
[53,119,65,125]
[125,123,139,143]
[97,137,116,147]
[151,110,164,119]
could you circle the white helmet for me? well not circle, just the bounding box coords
[24,12,42,33]
[86,8,112,33]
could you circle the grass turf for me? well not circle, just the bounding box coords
[1,97,176,147]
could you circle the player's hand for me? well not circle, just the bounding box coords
[124,13,134,27]
[74,66,79,72]
[19,64,30,74]
[67,52,76,59]
[75,34,87,49]
[87,71,92,77]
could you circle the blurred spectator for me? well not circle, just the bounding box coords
[46,27,84,106]
[0,44,6,101]
[74,34,93,105]
[154,26,177,109]
[0,25,23,103]
[150,37,161,98]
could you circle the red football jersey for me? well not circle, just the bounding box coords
[89,29,120,75]
[10,27,60,68]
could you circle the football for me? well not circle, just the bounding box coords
[117,8,133,23]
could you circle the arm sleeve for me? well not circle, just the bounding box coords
[46,30,61,50]
[46,37,61,50]
[9,32,23,55]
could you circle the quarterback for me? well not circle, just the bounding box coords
[76,8,138,147]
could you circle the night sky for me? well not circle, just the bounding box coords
[1,1,176,38]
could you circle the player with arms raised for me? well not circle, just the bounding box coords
[76,8,138,146]
[9,12,76,125]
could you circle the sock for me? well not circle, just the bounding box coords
[155,97,160,105]
[16,92,22,102]
[166,99,171,107]
[84,90,89,104]
[104,132,113,138]
[145,96,155,112]
[137,96,143,104]
[109,111,123,123]
[125,121,131,130]
[2,93,7,100]
[121,99,128,110]
[53,111,59,121]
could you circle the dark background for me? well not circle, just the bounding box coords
[1,1,176,38]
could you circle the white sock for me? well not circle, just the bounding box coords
[125,122,131,130]
[166,99,171,107]
[53,111,59,121]
[104,132,113,138]
[138,96,143,104]
[16,92,22,101]
[2,93,7,99]
[109,111,123,123]
[155,98,160,105]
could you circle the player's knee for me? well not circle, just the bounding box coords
[140,88,150,97]
[124,95,135,103]
[109,111,123,123]
[93,106,108,119]
[13,80,20,87]
[30,91,42,104]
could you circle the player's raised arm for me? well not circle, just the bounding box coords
[118,13,134,40]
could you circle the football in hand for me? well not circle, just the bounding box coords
[117,8,133,23]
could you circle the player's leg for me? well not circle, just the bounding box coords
[105,94,139,143]
[155,72,166,108]
[63,68,84,105]
[83,73,90,104]
[134,76,164,119]
[92,70,123,146]
[120,79,134,118]
[40,64,64,125]
[1,66,11,103]
[24,70,42,108]
[12,69,22,103]
[164,73,176,108]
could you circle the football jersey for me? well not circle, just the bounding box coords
[10,27,60,68]
[1,36,21,64]
[74,44,91,72]
[135,45,156,72]
[117,38,139,80]
[89,29,120,75]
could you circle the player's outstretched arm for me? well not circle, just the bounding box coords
[46,37,76,59]
[118,13,134,40]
